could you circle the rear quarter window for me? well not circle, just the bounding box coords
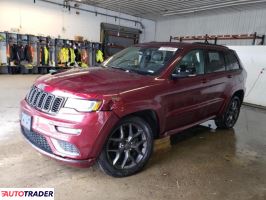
[225,51,240,71]
[206,51,226,73]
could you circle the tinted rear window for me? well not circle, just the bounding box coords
[206,51,226,73]
[225,51,240,71]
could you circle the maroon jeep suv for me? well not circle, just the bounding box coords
[20,42,246,177]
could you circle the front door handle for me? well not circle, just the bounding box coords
[227,74,233,78]
[201,78,208,83]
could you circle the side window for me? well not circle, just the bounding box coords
[206,51,226,73]
[173,50,205,76]
[225,51,240,71]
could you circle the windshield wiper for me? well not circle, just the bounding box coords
[109,66,153,76]
[129,69,154,75]
[109,66,129,71]
[110,66,138,74]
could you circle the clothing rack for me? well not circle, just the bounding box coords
[169,32,265,45]
[0,31,103,74]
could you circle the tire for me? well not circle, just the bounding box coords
[215,96,241,129]
[98,116,153,177]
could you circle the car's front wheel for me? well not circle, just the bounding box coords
[215,96,241,129]
[98,116,153,177]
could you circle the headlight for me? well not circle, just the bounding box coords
[64,98,102,112]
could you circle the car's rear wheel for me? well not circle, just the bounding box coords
[98,116,153,177]
[215,96,241,129]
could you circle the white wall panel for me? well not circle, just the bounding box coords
[0,0,156,43]
[228,46,266,107]
[155,8,266,106]
[156,8,266,45]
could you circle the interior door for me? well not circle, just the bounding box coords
[100,23,140,57]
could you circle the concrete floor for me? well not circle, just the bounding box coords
[1,75,266,200]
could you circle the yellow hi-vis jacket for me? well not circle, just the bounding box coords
[96,50,104,63]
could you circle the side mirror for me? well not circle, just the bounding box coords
[171,73,187,80]
[171,65,197,80]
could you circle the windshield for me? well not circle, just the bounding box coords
[103,46,178,75]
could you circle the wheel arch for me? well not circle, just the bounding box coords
[233,89,245,103]
[218,89,245,118]
[117,109,161,139]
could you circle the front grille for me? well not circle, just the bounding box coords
[21,127,52,154]
[26,86,65,114]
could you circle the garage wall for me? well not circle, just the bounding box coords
[228,46,266,107]
[155,7,266,45]
[0,0,156,43]
[155,7,266,107]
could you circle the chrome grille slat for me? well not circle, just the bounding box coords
[26,87,34,100]
[37,93,47,109]
[32,90,41,106]
[26,86,65,114]
[29,88,37,104]
[51,97,64,113]
[43,95,54,111]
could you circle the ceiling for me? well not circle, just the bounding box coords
[70,0,266,20]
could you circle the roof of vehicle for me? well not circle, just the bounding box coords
[136,42,229,50]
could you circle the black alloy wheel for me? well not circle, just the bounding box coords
[215,96,241,129]
[98,117,153,177]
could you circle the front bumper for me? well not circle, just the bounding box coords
[21,126,95,167]
[20,99,119,167]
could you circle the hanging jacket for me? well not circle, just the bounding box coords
[41,46,49,65]
[40,47,43,64]
[81,49,88,64]
[41,46,44,65]
[24,45,33,63]
[44,47,49,65]
[18,45,25,61]
[74,49,81,62]
[49,46,54,65]
[6,44,10,59]
[96,49,104,63]
[58,48,64,64]
[9,44,21,64]
[0,35,5,42]
[58,48,69,64]
[9,44,16,61]
[47,40,54,64]
[70,48,75,64]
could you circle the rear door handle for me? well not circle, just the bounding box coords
[227,74,233,78]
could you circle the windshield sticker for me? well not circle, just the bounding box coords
[158,47,178,52]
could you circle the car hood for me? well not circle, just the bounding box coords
[35,67,155,98]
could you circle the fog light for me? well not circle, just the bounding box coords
[56,126,81,135]
[51,138,80,156]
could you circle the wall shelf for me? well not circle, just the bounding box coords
[170,32,265,45]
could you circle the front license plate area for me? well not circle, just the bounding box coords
[21,112,32,131]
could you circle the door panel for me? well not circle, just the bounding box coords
[199,50,229,118]
[162,49,230,132]
[163,76,210,131]
[198,72,228,118]
[162,49,209,132]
